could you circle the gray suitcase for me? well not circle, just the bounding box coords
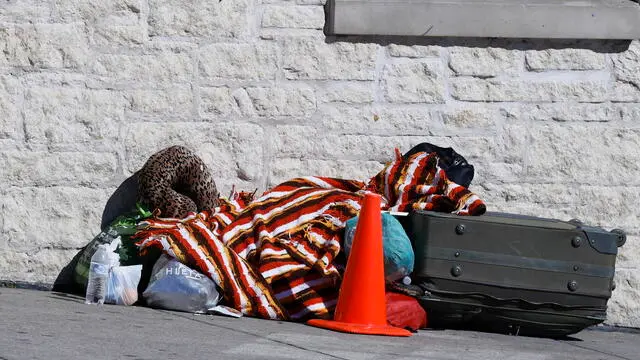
[402,211,626,337]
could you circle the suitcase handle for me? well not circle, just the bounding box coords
[611,229,627,247]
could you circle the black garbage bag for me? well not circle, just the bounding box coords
[403,143,475,188]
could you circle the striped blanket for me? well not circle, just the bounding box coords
[133,150,486,321]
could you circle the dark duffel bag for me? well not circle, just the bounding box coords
[400,210,626,338]
[403,143,475,188]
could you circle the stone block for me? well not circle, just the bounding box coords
[0,151,118,187]
[439,106,498,130]
[451,78,609,103]
[15,72,87,88]
[200,87,240,117]
[521,103,619,122]
[0,0,50,23]
[276,114,524,166]
[91,49,193,85]
[0,141,21,152]
[92,24,146,47]
[199,43,277,82]
[446,124,528,183]
[55,0,141,21]
[272,126,526,185]
[311,105,436,135]
[616,232,640,270]
[125,86,193,117]
[273,125,439,161]
[620,106,640,124]
[449,47,523,77]
[525,49,606,71]
[246,86,316,116]
[610,82,640,103]
[199,87,258,118]
[478,184,640,238]
[607,268,640,327]
[2,187,110,252]
[0,248,80,284]
[314,104,500,136]
[477,183,578,219]
[526,123,640,185]
[316,82,374,104]
[387,44,441,58]
[612,40,640,87]
[0,23,89,70]
[471,162,525,185]
[55,0,144,46]
[262,5,325,29]
[0,77,21,141]
[381,60,445,103]
[23,87,127,150]
[148,0,249,38]
[573,187,639,231]
[282,38,377,80]
[269,158,384,186]
[258,28,326,41]
[458,123,527,165]
[124,122,265,192]
[0,113,21,141]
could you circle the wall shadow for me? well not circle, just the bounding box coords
[101,172,139,230]
[325,35,632,53]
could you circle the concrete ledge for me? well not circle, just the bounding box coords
[326,0,640,39]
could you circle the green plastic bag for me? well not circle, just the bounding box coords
[74,204,151,289]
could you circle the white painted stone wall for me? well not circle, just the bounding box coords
[1,1,639,327]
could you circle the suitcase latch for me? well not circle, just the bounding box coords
[571,236,582,247]
[451,265,463,277]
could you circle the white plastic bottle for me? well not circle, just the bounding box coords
[85,244,111,305]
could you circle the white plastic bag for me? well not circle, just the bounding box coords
[105,265,143,306]
[142,255,221,313]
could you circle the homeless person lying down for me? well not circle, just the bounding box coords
[132,145,486,321]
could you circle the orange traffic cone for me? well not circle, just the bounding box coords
[307,192,412,337]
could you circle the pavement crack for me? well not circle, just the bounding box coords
[159,311,349,360]
[559,341,633,360]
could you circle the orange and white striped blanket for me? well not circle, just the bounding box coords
[133,150,486,321]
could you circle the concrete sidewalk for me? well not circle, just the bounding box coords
[0,288,638,360]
